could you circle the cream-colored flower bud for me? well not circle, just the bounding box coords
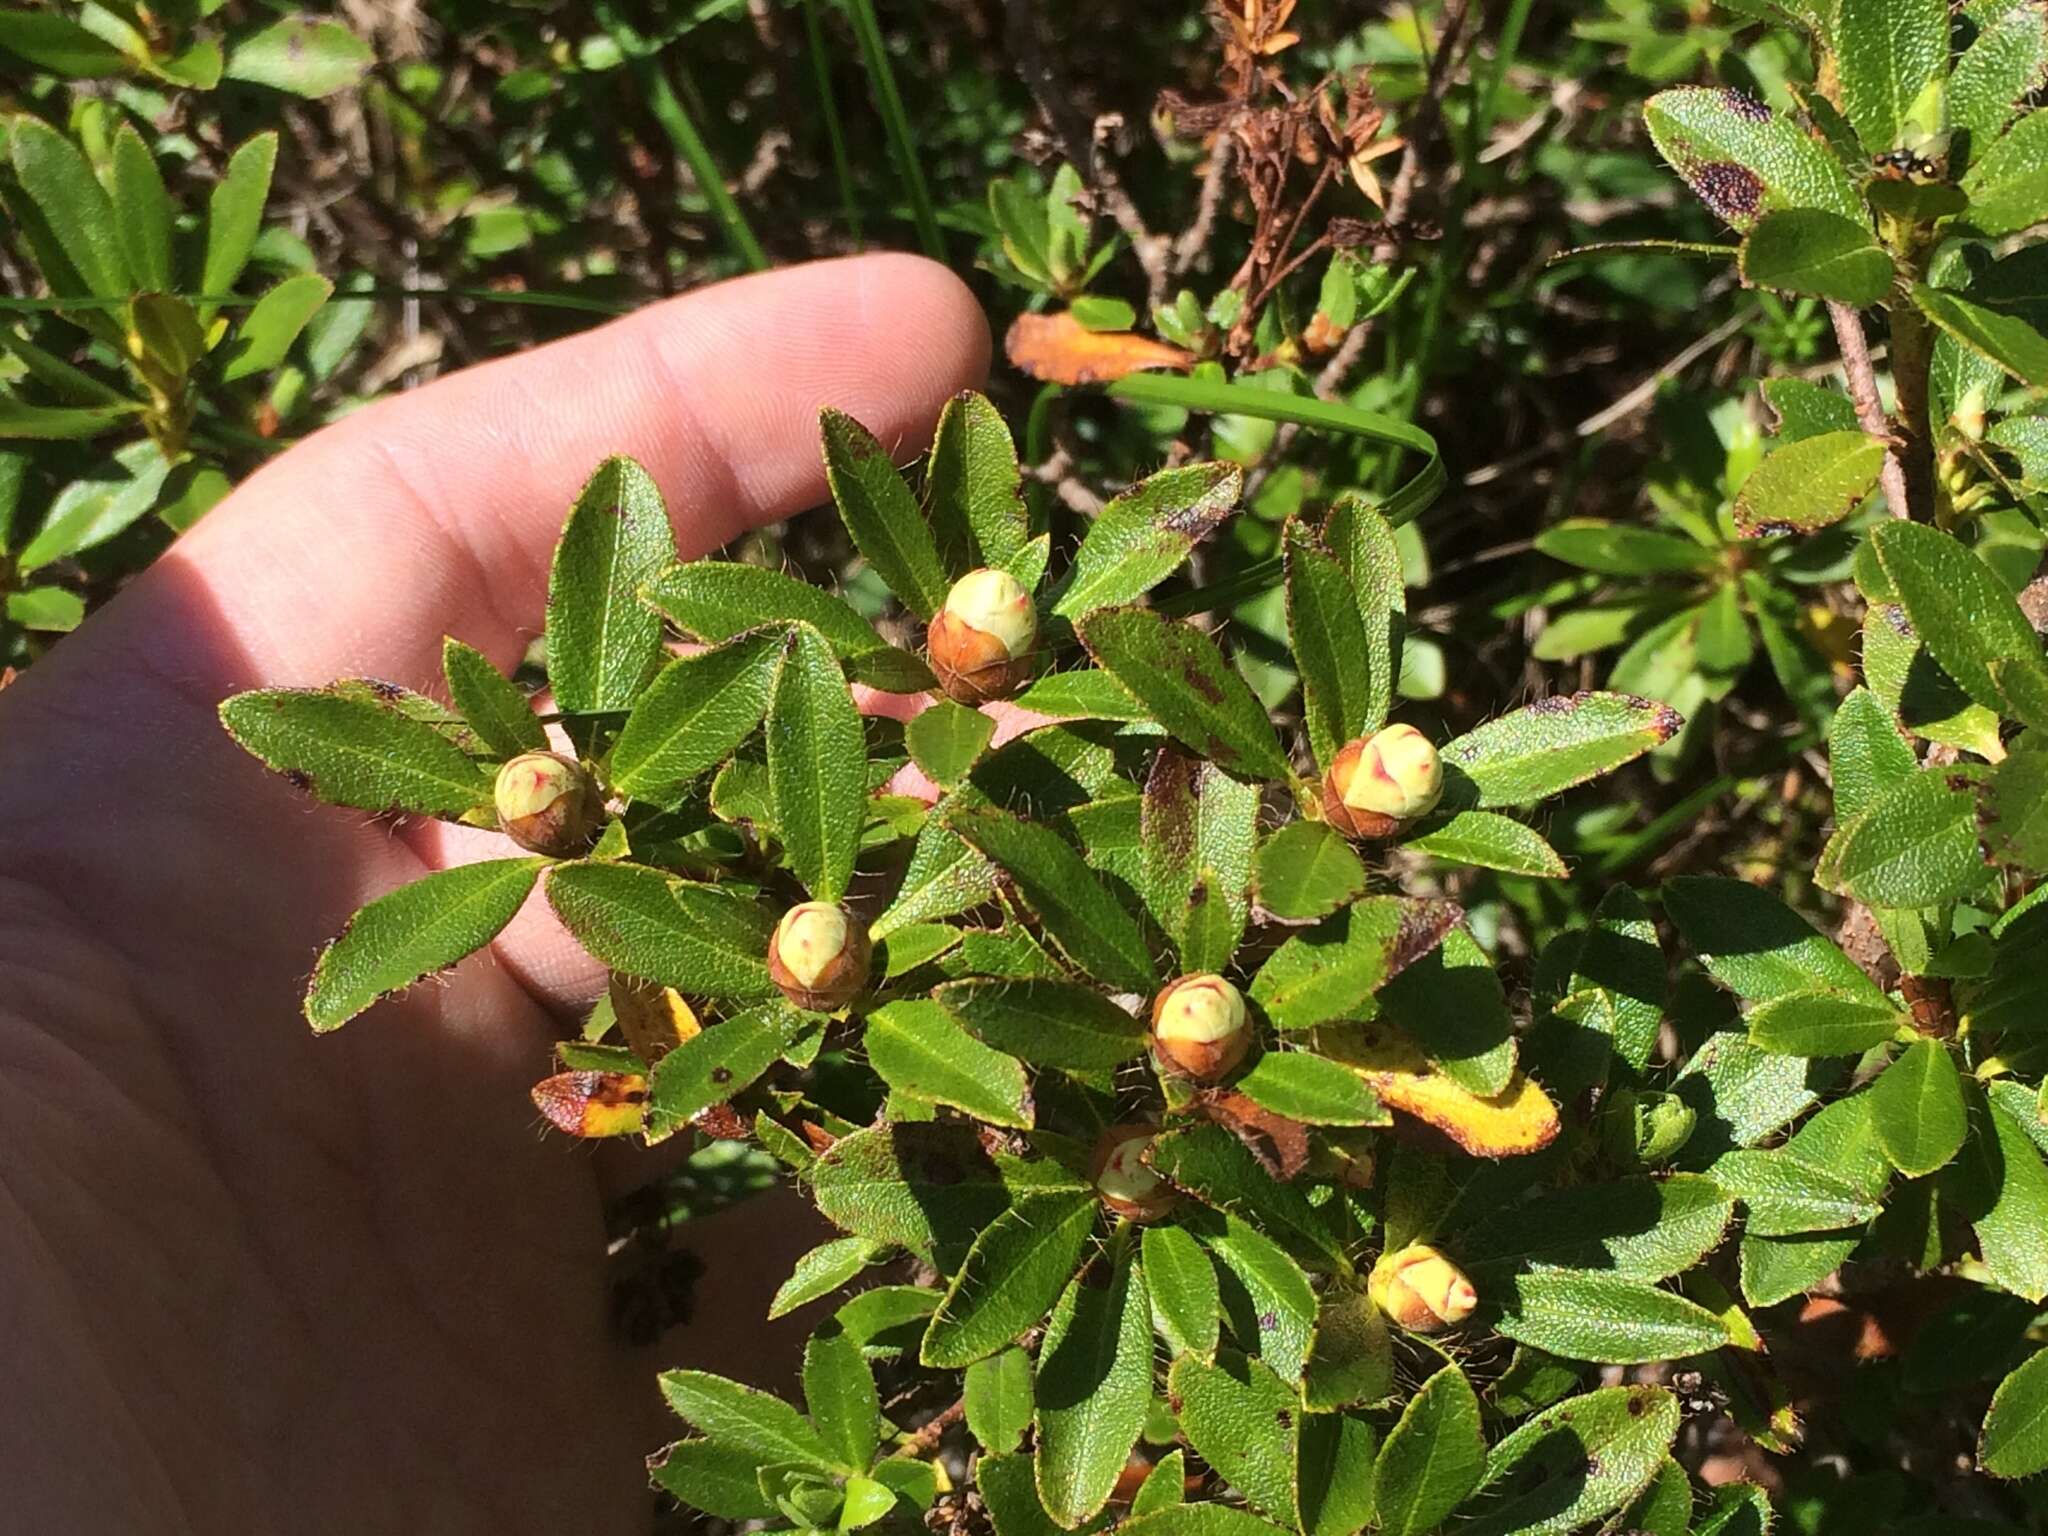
[927,567,1037,704]
[493,751,604,856]
[767,901,871,1011]
[1150,973,1251,1082]
[1323,723,1443,839]
[1090,1123,1177,1222]
[1368,1242,1477,1332]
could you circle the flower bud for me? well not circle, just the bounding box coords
[494,751,605,855]
[767,901,872,1011]
[1322,724,1443,840]
[1090,1123,1177,1221]
[1368,1243,1476,1332]
[1601,1088,1696,1169]
[927,567,1037,704]
[1150,973,1252,1082]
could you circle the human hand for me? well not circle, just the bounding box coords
[0,255,988,1531]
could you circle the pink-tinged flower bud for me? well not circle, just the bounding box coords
[1150,973,1252,1082]
[927,567,1037,704]
[1368,1242,1477,1332]
[1090,1123,1177,1222]
[1323,724,1443,840]
[530,1070,649,1138]
[494,751,605,855]
[767,901,872,1012]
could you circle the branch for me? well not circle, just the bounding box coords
[1827,300,1911,520]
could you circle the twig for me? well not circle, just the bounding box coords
[904,1398,965,1456]
[1173,135,1235,275]
[1828,300,1911,519]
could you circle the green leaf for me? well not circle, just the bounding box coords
[1552,886,1666,1072]
[223,16,373,96]
[1663,876,1887,1005]
[934,978,1147,1069]
[660,1369,834,1470]
[647,1003,804,1129]
[979,1452,1064,1536]
[1133,1450,1187,1517]
[1763,377,1861,441]
[926,390,1027,575]
[1035,1250,1152,1529]
[945,805,1157,991]
[1747,989,1905,1055]
[1871,1039,1970,1176]
[867,998,1032,1129]
[1206,1220,1317,1381]
[1325,492,1405,737]
[441,638,547,757]
[804,1323,880,1471]
[1373,1363,1485,1536]
[1952,3,2048,143]
[1496,1273,1732,1363]
[1461,1386,1680,1536]
[1284,518,1374,769]
[1118,1508,1291,1536]
[221,272,332,382]
[1963,110,2048,236]
[1982,1348,2048,1478]
[1830,686,1916,821]
[966,1347,1037,1455]
[1400,810,1567,878]
[1533,518,1717,576]
[821,407,950,619]
[643,560,935,694]
[1147,1123,1346,1268]
[767,625,867,901]
[1251,896,1459,1032]
[545,861,777,1000]
[1740,209,1893,305]
[1463,1174,1736,1281]
[1740,1230,1860,1308]
[1986,739,2048,870]
[1711,1095,1890,1233]
[0,398,141,443]
[108,126,172,295]
[1235,1051,1386,1126]
[1377,927,1516,1096]
[873,809,999,939]
[302,857,543,1030]
[612,631,782,802]
[1915,285,2048,386]
[907,698,997,787]
[4,585,83,632]
[201,133,278,313]
[546,456,677,717]
[1012,668,1154,722]
[7,115,126,298]
[651,1436,778,1519]
[810,1124,1082,1263]
[769,1236,888,1321]
[1731,429,1885,537]
[1816,767,1987,909]
[219,687,494,817]
[1440,692,1681,807]
[1049,462,1241,620]
[1872,519,2043,714]
[1834,0,1948,153]
[1643,86,1863,231]
[1141,749,1258,973]
[0,12,127,75]
[1143,1225,1221,1360]
[1302,1283,1392,1412]
[1078,607,1290,780]
[1254,821,1367,923]
[1167,1351,1299,1524]
[1952,1092,2048,1301]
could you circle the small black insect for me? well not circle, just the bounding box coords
[1871,147,1942,182]
[1670,1367,1729,1419]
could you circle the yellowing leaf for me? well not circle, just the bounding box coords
[1317,1022,1560,1156]
[530,1070,650,1138]
[1005,311,1195,385]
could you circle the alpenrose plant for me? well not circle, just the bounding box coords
[216,373,2031,1529]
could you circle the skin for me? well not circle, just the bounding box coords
[0,255,989,1532]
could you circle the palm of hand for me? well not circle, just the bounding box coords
[0,256,986,1531]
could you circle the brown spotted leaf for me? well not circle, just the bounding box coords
[1439,691,1682,808]
[1249,895,1462,1031]
[1005,311,1196,385]
[531,1069,651,1138]
[1644,86,1863,232]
